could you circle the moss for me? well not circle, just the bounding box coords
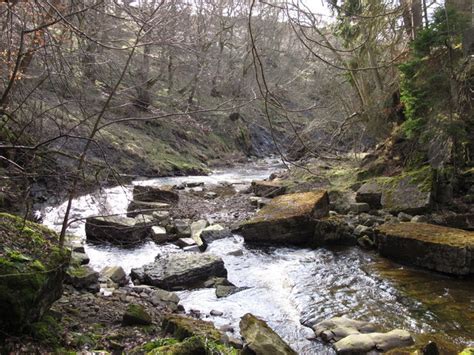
[377,222,474,247]
[30,314,62,346]
[245,191,327,224]
[162,315,223,343]
[141,338,180,352]
[147,336,238,355]
[123,304,152,326]
[0,213,70,333]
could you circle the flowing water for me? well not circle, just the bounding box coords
[42,159,474,354]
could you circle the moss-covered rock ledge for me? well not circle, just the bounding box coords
[0,213,70,334]
[376,222,474,275]
[240,190,329,245]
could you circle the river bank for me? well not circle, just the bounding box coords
[2,156,474,354]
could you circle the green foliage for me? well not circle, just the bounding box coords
[399,6,470,150]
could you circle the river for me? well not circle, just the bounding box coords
[42,158,474,354]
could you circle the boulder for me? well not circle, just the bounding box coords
[149,288,180,311]
[126,200,169,218]
[432,213,474,231]
[215,285,247,298]
[313,317,378,342]
[71,251,89,265]
[251,180,287,198]
[311,216,356,247]
[240,190,329,245]
[201,224,233,242]
[190,219,208,251]
[355,181,382,209]
[133,185,179,204]
[334,329,414,354]
[85,216,151,245]
[65,265,99,292]
[314,317,414,354]
[239,313,297,355]
[162,314,225,342]
[356,170,433,214]
[100,266,128,286]
[150,226,171,244]
[177,237,196,248]
[172,219,191,238]
[350,202,370,214]
[376,223,474,275]
[122,304,152,326]
[0,213,70,333]
[130,253,227,290]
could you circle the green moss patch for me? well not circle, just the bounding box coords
[161,315,223,343]
[245,191,328,224]
[377,222,474,248]
[0,213,70,333]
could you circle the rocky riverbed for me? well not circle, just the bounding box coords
[24,157,474,354]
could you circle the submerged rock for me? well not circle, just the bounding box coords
[133,185,179,204]
[376,222,474,275]
[314,317,414,354]
[313,317,378,342]
[240,190,329,245]
[130,253,227,290]
[85,216,151,245]
[334,329,414,354]
[251,180,287,198]
[239,313,297,355]
[150,226,171,244]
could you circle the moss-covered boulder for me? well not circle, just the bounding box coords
[0,213,70,333]
[376,223,474,275]
[161,315,224,343]
[240,190,329,245]
[133,185,179,204]
[85,215,151,245]
[65,265,99,292]
[356,167,434,214]
[122,304,152,326]
[239,313,297,355]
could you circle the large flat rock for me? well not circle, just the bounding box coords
[130,253,227,290]
[240,190,329,244]
[85,216,151,245]
[376,223,474,275]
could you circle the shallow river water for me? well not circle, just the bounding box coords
[42,159,474,354]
